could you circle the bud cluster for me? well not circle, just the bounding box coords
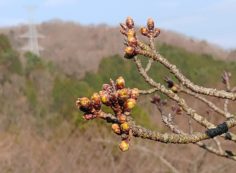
[140,18,160,38]
[120,17,138,59]
[76,76,139,152]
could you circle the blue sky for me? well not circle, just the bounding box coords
[0,0,236,49]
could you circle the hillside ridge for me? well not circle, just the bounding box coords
[0,20,234,77]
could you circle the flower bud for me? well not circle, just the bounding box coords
[171,84,180,93]
[130,88,139,99]
[117,88,129,101]
[76,97,92,112]
[153,28,161,38]
[83,114,95,120]
[124,46,135,56]
[102,84,111,91]
[126,17,134,29]
[91,92,101,110]
[118,114,127,123]
[116,76,125,89]
[127,36,137,47]
[124,98,136,110]
[91,93,101,105]
[147,18,155,30]
[140,27,148,36]
[120,122,130,131]
[111,123,121,134]
[99,91,110,105]
[119,140,129,152]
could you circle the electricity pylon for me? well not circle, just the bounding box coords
[20,6,44,56]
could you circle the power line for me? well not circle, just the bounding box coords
[20,6,44,56]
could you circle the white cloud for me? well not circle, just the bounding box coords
[44,0,79,7]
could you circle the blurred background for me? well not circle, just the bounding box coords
[0,0,236,172]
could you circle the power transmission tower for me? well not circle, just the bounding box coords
[20,6,44,56]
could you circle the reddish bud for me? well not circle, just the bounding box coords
[83,114,95,120]
[102,84,111,91]
[91,93,101,110]
[147,18,155,30]
[126,17,134,29]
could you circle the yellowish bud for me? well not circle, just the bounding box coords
[125,98,136,110]
[116,76,125,89]
[120,122,130,131]
[99,91,110,105]
[119,140,129,152]
[76,97,90,108]
[127,29,136,38]
[171,84,180,93]
[91,93,101,104]
[117,88,129,101]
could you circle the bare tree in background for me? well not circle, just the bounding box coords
[76,17,236,161]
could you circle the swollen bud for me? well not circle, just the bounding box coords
[130,88,139,99]
[118,114,127,123]
[76,97,92,112]
[124,98,136,110]
[126,17,134,29]
[127,36,137,47]
[117,88,129,101]
[119,140,129,152]
[91,93,101,105]
[124,46,136,59]
[140,27,148,36]
[124,46,135,55]
[111,123,121,134]
[99,91,110,105]
[83,114,95,120]
[120,122,130,132]
[171,84,180,93]
[147,18,155,30]
[116,76,125,89]
[91,92,101,110]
